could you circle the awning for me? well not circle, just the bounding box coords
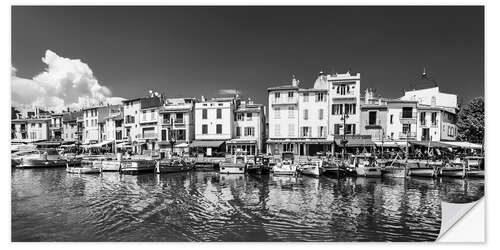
[266,139,334,144]
[189,140,225,148]
[227,139,257,145]
[440,141,483,149]
[116,142,132,148]
[34,141,62,147]
[409,141,455,148]
[83,140,114,149]
[335,138,375,147]
[373,141,408,148]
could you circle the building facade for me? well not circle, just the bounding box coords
[228,99,266,155]
[158,98,196,157]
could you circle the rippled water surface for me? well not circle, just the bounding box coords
[12,169,484,241]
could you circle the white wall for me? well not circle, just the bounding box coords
[195,101,233,140]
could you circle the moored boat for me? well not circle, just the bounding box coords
[66,161,101,174]
[406,161,436,178]
[155,158,194,173]
[101,160,122,172]
[120,159,156,174]
[17,149,68,168]
[439,160,465,178]
[465,156,484,178]
[298,160,321,177]
[382,166,407,178]
[348,154,381,177]
[194,161,217,171]
[272,152,297,175]
[320,160,346,177]
[219,154,247,174]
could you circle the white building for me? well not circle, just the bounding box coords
[82,107,99,144]
[192,97,235,156]
[62,111,83,142]
[11,117,51,143]
[137,97,163,155]
[267,70,362,156]
[228,99,266,155]
[158,98,196,157]
[123,98,142,153]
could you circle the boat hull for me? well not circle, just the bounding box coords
[120,160,156,174]
[246,164,262,175]
[407,167,435,178]
[101,160,122,172]
[156,164,193,173]
[66,167,101,174]
[194,162,216,171]
[466,169,484,178]
[439,168,465,178]
[17,159,67,168]
[382,167,407,178]
[219,163,246,174]
[355,167,382,177]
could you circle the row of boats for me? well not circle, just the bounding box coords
[11,148,484,179]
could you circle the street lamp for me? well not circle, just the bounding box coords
[168,118,176,158]
[340,112,349,159]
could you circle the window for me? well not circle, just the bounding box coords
[275,124,281,137]
[161,129,167,141]
[303,93,309,102]
[38,123,42,128]
[318,126,326,137]
[319,109,324,120]
[246,113,252,121]
[334,124,341,135]
[236,113,243,121]
[344,124,356,135]
[288,92,294,98]
[274,107,281,119]
[337,84,350,95]
[369,111,377,125]
[216,109,222,119]
[402,124,411,134]
[316,93,325,102]
[420,112,426,125]
[142,111,147,121]
[202,124,208,134]
[244,127,255,136]
[218,103,223,106]
[345,103,356,115]
[431,112,437,125]
[301,127,311,137]
[236,126,241,137]
[332,104,343,115]
[390,114,394,124]
[216,124,222,134]
[402,107,413,118]
[274,92,280,99]
[288,124,295,137]
[151,111,155,120]
[303,109,308,120]
[202,109,208,119]
[86,120,88,127]
[288,107,295,118]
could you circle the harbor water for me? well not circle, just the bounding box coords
[12,169,484,241]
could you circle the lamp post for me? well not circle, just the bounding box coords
[340,112,349,159]
[169,118,176,158]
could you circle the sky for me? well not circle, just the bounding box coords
[11,6,484,111]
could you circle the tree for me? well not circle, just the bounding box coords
[457,97,484,143]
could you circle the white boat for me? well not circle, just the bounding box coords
[11,149,38,167]
[465,156,484,178]
[156,158,194,173]
[101,160,122,171]
[272,152,297,175]
[219,154,247,174]
[439,159,465,178]
[120,159,156,174]
[66,161,102,174]
[348,154,381,177]
[298,160,321,177]
[17,149,68,168]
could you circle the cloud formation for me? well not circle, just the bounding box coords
[11,50,123,112]
[218,89,241,96]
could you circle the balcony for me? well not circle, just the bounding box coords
[364,120,382,130]
[399,112,417,124]
[399,132,416,139]
[138,132,158,139]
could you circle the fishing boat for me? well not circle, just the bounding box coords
[219,154,247,174]
[246,156,263,175]
[298,159,321,177]
[465,156,484,178]
[382,165,407,178]
[439,159,466,178]
[120,159,156,174]
[320,159,346,177]
[17,149,68,168]
[348,154,382,177]
[272,152,297,175]
[11,149,38,167]
[194,161,217,171]
[406,161,437,178]
[260,156,272,174]
[155,158,194,173]
[66,160,101,174]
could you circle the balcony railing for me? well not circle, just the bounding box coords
[399,132,416,139]
[364,120,382,129]
[399,112,417,119]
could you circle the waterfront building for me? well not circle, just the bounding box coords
[267,70,362,156]
[11,117,51,143]
[158,98,196,157]
[103,106,124,143]
[123,98,142,153]
[359,89,388,142]
[82,104,121,144]
[49,113,63,140]
[400,85,458,141]
[137,97,163,155]
[62,111,83,142]
[228,99,266,155]
[193,97,235,156]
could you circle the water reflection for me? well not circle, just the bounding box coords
[12,169,483,242]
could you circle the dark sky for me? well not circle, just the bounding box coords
[12,6,484,106]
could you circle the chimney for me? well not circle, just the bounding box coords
[291,75,299,87]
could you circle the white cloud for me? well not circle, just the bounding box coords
[11,50,122,112]
[218,89,241,96]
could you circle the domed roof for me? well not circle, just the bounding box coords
[313,71,328,90]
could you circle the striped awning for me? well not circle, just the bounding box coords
[189,140,225,148]
[335,138,375,147]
